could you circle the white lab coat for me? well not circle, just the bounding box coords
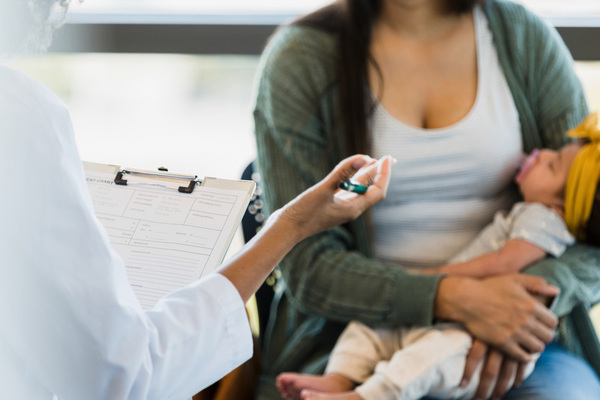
[0,65,252,399]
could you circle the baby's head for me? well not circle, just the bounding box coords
[516,142,582,213]
[516,112,600,245]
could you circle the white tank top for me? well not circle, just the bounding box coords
[370,6,523,269]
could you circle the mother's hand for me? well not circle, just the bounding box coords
[462,340,530,399]
[435,273,559,361]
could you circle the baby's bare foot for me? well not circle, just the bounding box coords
[301,390,363,400]
[277,372,355,400]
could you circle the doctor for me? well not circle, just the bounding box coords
[0,1,393,399]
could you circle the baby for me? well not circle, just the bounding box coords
[277,113,600,400]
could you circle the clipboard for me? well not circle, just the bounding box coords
[83,161,255,309]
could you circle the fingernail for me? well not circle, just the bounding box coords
[386,155,398,164]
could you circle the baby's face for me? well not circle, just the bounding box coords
[516,142,583,208]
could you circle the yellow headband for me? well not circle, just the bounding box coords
[564,112,600,241]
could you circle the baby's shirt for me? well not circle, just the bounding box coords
[450,202,576,263]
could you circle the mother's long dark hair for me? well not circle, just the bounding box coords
[294,0,484,156]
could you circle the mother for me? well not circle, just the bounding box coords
[254,0,600,398]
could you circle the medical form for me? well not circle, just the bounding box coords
[83,162,254,309]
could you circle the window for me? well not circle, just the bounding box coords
[65,0,600,17]
[11,0,599,175]
[518,0,600,17]
[10,53,259,180]
[12,0,600,182]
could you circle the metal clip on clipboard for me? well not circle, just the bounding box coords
[114,168,201,193]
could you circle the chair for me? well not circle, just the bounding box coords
[240,161,276,346]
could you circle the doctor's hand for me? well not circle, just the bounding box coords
[220,154,391,303]
[274,154,393,243]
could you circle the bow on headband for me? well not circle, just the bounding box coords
[564,112,600,241]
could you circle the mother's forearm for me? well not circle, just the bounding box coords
[281,232,444,327]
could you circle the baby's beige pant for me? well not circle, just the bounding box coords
[326,321,536,400]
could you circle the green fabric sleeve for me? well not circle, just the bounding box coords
[254,25,443,328]
[525,244,600,316]
[485,0,589,152]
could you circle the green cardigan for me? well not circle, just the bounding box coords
[253,1,600,397]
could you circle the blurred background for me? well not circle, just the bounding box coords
[8,0,600,328]
[9,0,600,179]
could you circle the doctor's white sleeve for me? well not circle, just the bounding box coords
[0,67,252,400]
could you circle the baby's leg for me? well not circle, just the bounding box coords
[298,328,476,400]
[326,321,402,383]
[300,390,363,400]
[297,324,538,400]
[277,321,401,400]
[277,372,355,400]
[355,323,476,400]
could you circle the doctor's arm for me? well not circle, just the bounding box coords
[2,140,389,400]
[219,154,392,303]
